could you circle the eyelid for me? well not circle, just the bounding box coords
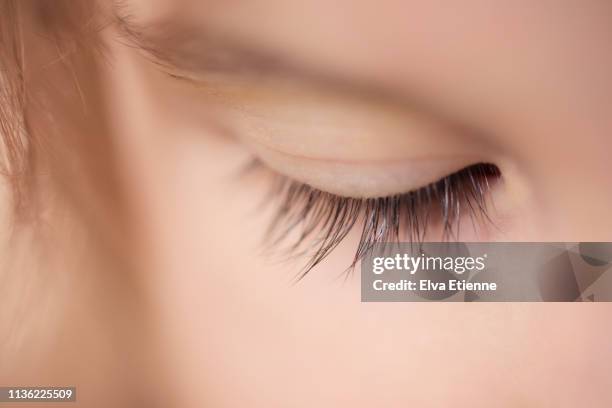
[245,136,485,198]
[174,68,489,162]
[244,131,475,165]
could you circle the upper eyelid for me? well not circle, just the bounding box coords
[243,135,489,198]
[245,136,482,165]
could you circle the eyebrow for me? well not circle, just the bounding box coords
[111,4,466,130]
[114,13,291,78]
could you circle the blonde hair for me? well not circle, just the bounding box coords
[0,1,143,380]
[0,0,30,213]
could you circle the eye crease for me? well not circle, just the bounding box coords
[246,159,501,280]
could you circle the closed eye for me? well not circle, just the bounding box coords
[245,159,502,280]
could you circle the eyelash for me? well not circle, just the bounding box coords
[246,159,501,280]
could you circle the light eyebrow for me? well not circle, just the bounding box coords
[110,2,473,134]
[111,4,418,105]
[113,12,290,78]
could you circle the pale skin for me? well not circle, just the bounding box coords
[3,0,612,406]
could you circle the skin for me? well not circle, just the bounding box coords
[3,0,612,406]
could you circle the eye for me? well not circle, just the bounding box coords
[246,159,502,280]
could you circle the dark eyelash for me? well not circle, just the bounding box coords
[248,160,501,280]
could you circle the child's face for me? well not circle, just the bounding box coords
[98,0,612,406]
